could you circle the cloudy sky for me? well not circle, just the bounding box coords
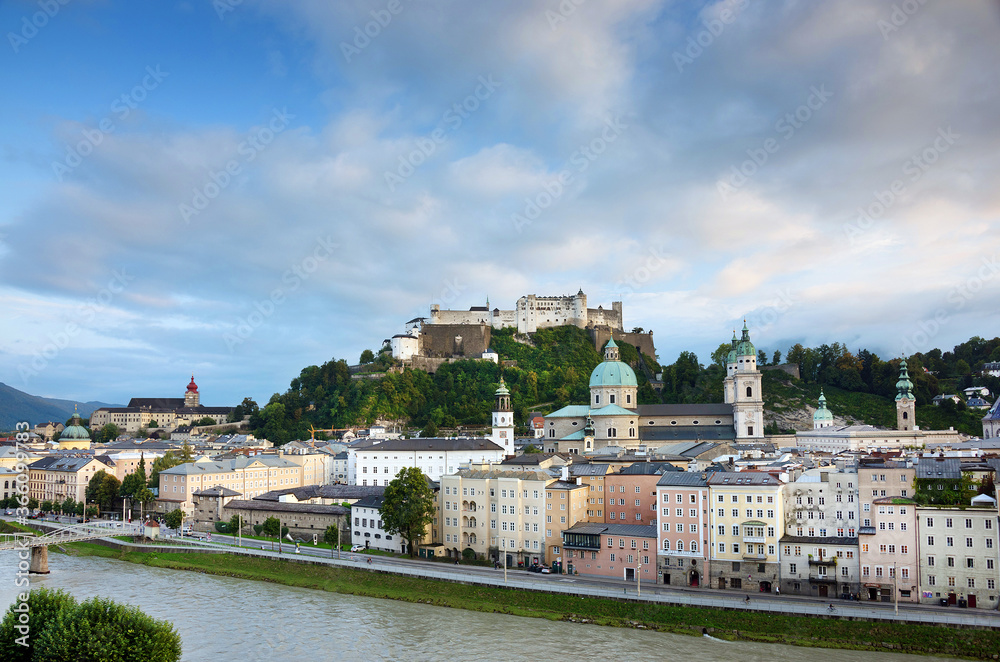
[1,0,998,406]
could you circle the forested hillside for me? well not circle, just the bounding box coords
[238,330,998,444]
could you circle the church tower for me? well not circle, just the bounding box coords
[185,375,200,408]
[895,359,916,431]
[723,330,738,404]
[490,378,515,456]
[813,389,834,429]
[731,322,763,439]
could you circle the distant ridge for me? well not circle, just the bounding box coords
[0,382,121,431]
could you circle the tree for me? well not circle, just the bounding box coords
[772,350,782,365]
[380,467,435,558]
[95,423,121,444]
[33,594,181,662]
[194,416,217,426]
[757,349,768,366]
[228,513,244,535]
[360,349,375,364]
[135,488,155,519]
[0,587,78,662]
[164,509,184,530]
[261,516,281,537]
[60,498,76,515]
[41,500,53,513]
[148,419,159,428]
[86,470,122,512]
[120,457,148,518]
[148,452,183,488]
[229,396,259,423]
[421,419,439,438]
[523,444,542,454]
[323,524,340,557]
[181,440,194,461]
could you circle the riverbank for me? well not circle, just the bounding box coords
[61,542,1000,660]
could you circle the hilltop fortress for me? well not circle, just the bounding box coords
[389,290,655,370]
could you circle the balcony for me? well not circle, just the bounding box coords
[743,536,765,544]
[742,553,767,561]
[808,557,836,567]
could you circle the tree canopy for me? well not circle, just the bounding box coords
[380,467,435,557]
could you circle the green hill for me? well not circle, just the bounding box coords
[244,328,994,443]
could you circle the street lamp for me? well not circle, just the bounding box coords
[637,560,642,597]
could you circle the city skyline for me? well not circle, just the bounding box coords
[1,1,998,404]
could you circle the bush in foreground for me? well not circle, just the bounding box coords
[0,587,181,662]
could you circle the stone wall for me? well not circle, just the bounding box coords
[419,323,492,358]
[590,327,657,362]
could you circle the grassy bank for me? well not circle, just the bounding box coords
[61,543,999,660]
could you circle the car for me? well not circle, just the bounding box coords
[539,567,551,574]
[350,544,365,552]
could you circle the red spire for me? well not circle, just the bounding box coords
[186,375,198,393]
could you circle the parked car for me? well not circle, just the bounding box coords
[350,544,365,552]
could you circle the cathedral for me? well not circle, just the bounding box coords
[543,324,764,454]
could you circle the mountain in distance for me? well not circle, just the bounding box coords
[0,382,122,431]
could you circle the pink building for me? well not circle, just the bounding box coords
[604,463,678,526]
[656,472,710,587]
[562,522,657,582]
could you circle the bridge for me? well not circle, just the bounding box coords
[1,521,142,573]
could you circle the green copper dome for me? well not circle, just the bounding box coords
[61,410,91,440]
[590,341,637,388]
[735,321,755,357]
[895,359,914,401]
[495,377,510,396]
[813,389,834,423]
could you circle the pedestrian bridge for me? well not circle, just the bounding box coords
[0,522,141,573]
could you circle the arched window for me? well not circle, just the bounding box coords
[677,540,684,551]
[902,411,908,419]
[691,541,698,552]
[663,539,670,550]
[746,386,752,397]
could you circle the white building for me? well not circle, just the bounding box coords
[916,505,999,608]
[354,437,505,485]
[350,494,407,553]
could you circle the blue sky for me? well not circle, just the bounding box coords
[1,0,999,407]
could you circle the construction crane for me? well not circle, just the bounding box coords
[309,425,350,440]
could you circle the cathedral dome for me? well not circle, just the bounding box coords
[590,340,638,388]
[61,410,91,440]
[813,390,834,425]
[735,322,755,357]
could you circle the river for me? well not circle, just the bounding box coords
[0,553,961,662]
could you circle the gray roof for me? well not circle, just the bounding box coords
[193,486,242,497]
[355,437,504,453]
[563,522,657,538]
[160,456,299,475]
[637,403,734,417]
[255,484,385,502]
[707,472,782,486]
[453,469,550,481]
[653,441,723,457]
[28,455,113,472]
[655,472,709,487]
[568,464,611,476]
[915,457,962,479]
[351,495,386,509]
[642,426,735,442]
[984,397,1000,422]
[223,500,350,516]
[618,462,683,475]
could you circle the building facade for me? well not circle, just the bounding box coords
[656,472,710,588]
[354,438,505,485]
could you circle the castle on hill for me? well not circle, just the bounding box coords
[389,290,655,370]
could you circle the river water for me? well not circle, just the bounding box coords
[0,553,961,662]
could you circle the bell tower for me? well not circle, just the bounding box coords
[184,375,200,408]
[491,378,515,456]
[731,322,763,439]
[895,359,916,431]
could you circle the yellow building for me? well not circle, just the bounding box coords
[707,471,786,593]
[28,455,115,504]
[543,475,590,565]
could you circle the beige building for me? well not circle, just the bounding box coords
[544,476,590,565]
[857,459,918,603]
[155,453,308,516]
[438,467,551,564]
[191,486,243,530]
[707,472,786,593]
[27,455,116,504]
[223,499,350,543]
[569,463,613,522]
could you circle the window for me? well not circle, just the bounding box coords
[927,575,936,586]
[928,556,935,567]
[966,537,974,548]
[946,537,953,547]
[927,536,934,545]
[789,563,797,574]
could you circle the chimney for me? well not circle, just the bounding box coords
[561,466,569,482]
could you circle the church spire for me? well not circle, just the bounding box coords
[895,359,914,401]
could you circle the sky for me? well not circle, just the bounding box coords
[1,0,999,407]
